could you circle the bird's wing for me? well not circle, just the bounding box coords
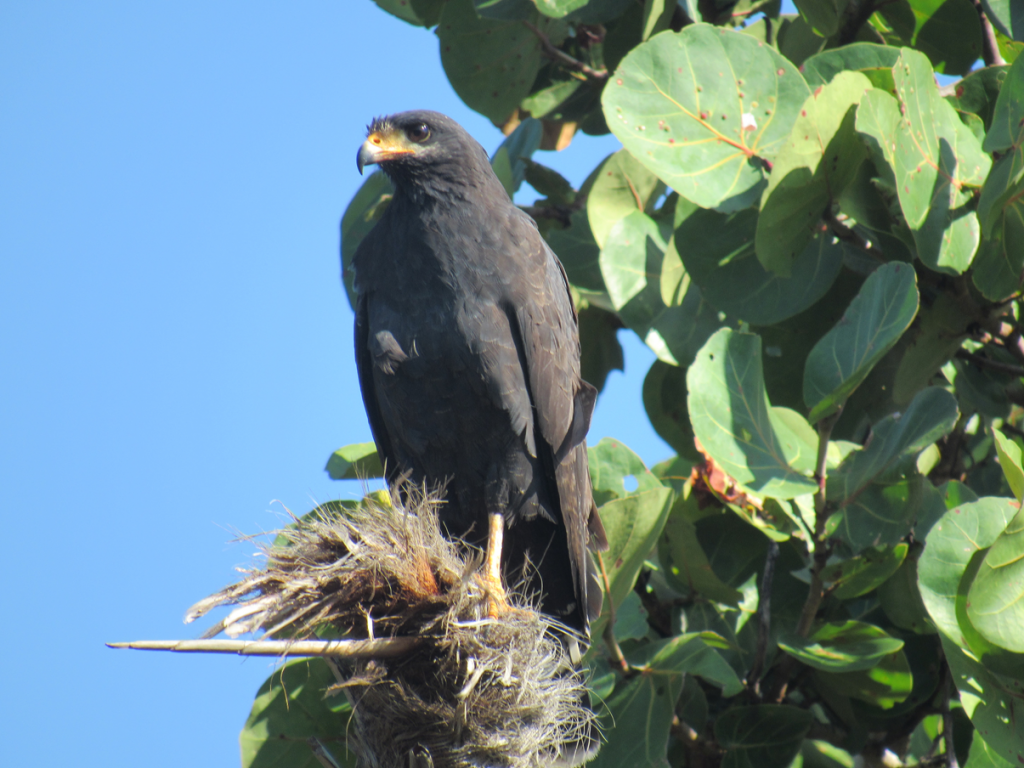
[503,210,608,622]
[354,288,399,483]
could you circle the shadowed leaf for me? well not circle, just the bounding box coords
[803,262,919,423]
[778,620,905,672]
[676,204,843,326]
[715,705,813,768]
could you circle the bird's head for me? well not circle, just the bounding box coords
[356,110,493,193]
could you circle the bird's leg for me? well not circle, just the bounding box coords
[482,512,509,617]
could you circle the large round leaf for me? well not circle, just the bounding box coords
[918,497,1018,643]
[602,24,810,211]
[967,505,1024,652]
[439,0,566,124]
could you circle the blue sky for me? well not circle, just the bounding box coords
[1,3,669,765]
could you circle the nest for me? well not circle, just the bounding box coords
[187,485,599,768]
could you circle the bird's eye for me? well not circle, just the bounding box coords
[407,123,430,143]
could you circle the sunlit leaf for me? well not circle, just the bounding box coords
[918,496,1018,642]
[602,24,810,210]
[756,72,872,276]
[801,43,902,87]
[601,209,721,365]
[587,149,664,248]
[325,442,384,480]
[778,620,905,672]
[968,505,1024,652]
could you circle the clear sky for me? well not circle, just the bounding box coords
[1,3,669,765]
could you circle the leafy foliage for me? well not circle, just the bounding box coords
[311,3,1024,768]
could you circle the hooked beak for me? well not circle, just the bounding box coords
[356,130,415,175]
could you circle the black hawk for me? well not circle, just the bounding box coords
[351,110,608,644]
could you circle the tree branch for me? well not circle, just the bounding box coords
[522,20,609,81]
[838,0,880,46]
[106,637,422,658]
[956,349,1024,377]
[596,551,629,673]
[972,0,1006,66]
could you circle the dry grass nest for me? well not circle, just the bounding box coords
[186,484,599,768]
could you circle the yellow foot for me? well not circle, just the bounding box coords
[481,512,509,618]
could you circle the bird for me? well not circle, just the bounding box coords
[350,110,608,649]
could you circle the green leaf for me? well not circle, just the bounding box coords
[634,633,746,695]
[892,290,976,406]
[802,44,902,88]
[588,437,665,506]
[715,705,813,768]
[438,0,566,124]
[340,171,393,310]
[659,503,744,605]
[803,262,920,423]
[600,209,721,366]
[373,0,445,27]
[821,543,909,599]
[878,545,937,634]
[755,72,871,276]
[589,486,675,644]
[676,204,844,326]
[592,633,744,768]
[612,590,651,641]
[832,475,943,552]
[813,646,914,709]
[688,329,819,499]
[829,386,959,500]
[640,0,677,40]
[546,208,609,303]
[792,0,842,37]
[889,49,991,273]
[918,496,1019,642]
[972,194,1024,301]
[643,359,698,460]
[965,732,1015,768]
[967,504,1024,652]
[602,24,810,211]
[490,117,543,197]
[993,429,1024,502]
[941,635,1024,761]
[241,659,355,768]
[877,0,983,76]
[587,149,664,248]
[325,442,384,480]
[946,65,1011,130]
[535,0,590,18]
[473,0,534,20]
[855,88,902,190]
[778,620,905,672]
